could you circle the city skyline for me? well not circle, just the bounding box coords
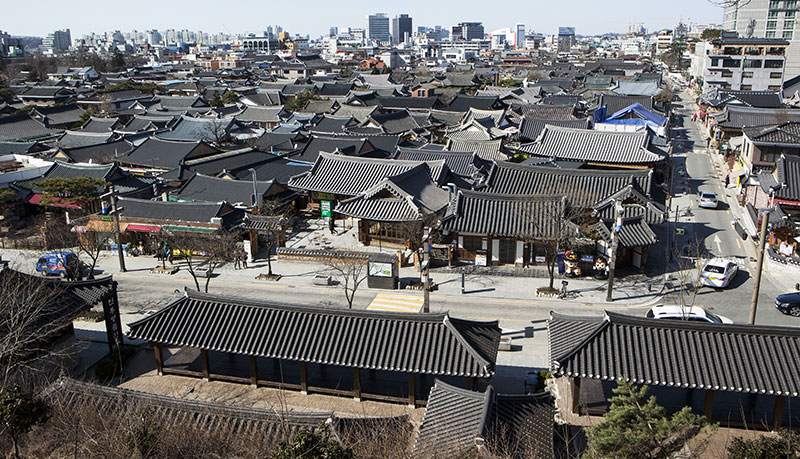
[4,0,722,40]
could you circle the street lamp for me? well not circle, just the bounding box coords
[248,168,257,208]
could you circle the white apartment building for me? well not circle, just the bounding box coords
[724,0,800,77]
[696,32,789,91]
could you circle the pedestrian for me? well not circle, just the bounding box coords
[328,217,336,235]
[706,137,711,148]
[725,175,730,188]
[234,254,241,270]
[241,250,248,269]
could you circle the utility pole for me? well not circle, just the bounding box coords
[102,187,126,273]
[749,209,770,324]
[422,230,430,313]
[606,201,625,302]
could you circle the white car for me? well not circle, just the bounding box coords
[699,258,738,288]
[697,191,718,209]
[646,305,733,324]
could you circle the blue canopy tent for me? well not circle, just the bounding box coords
[603,103,666,128]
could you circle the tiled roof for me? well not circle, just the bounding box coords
[517,126,664,165]
[335,164,450,222]
[704,89,784,109]
[518,118,591,142]
[0,114,62,141]
[288,152,445,197]
[172,173,281,206]
[123,138,214,169]
[236,106,287,124]
[376,96,438,110]
[78,117,121,133]
[514,104,576,120]
[118,197,229,224]
[157,116,235,142]
[308,115,355,134]
[442,191,571,239]
[413,380,555,458]
[446,139,506,161]
[441,95,501,113]
[597,94,654,115]
[332,104,378,123]
[56,131,114,149]
[396,147,486,178]
[60,139,134,163]
[591,206,660,248]
[549,311,800,396]
[128,289,501,378]
[776,154,800,201]
[480,161,653,207]
[743,121,800,146]
[713,106,800,129]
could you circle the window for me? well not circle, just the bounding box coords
[765,59,784,67]
[743,71,754,78]
[721,70,734,77]
[722,58,741,67]
[770,0,781,8]
[745,46,763,55]
[768,85,783,90]
[767,46,787,55]
[723,46,742,55]
[787,10,797,18]
[770,10,780,18]
[786,0,798,8]
[710,57,720,67]
[768,20,778,29]
[461,236,483,251]
[771,71,784,78]
[785,30,795,39]
[767,31,778,38]
[744,58,762,68]
[741,84,753,90]
[786,20,796,29]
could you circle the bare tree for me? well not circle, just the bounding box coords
[0,268,75,388]
[255,198,295,277]
[164,231,239,293]
[201,118,232,146]
[323,254,368,309]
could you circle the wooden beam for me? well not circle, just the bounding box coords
[408,373,416,408]
[300,362,308,395]
[153,342,163,376]
[773,395,786,431]
[466,376,475,391]
[704,389,715,422]
[249,356,258,388]
[353,368,362,401]
[200,349,210,382]
[570,377,582,415]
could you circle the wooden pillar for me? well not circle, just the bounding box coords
[300,362,308,395]
[570,377,582,415]
[408,373,416,408]
[200,349,210,382]
[249,356,258,388]
[704,390,715,421]
[466,376,475,391]
[773,395,786,430]
[353,368,362,401]
[153,342,163,376]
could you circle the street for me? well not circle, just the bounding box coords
[663,90,793,326]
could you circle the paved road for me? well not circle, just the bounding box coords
[662,91,792,326]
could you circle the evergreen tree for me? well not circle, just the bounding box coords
[0,385,51,459]
[586,381,710,459]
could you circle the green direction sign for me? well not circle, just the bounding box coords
[675,227,686,236]
[321,200,332,218]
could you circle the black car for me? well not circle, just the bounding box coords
[775,292,800,317]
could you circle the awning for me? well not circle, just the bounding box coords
[730,168,748,179]
[26,193,82,209]
[729,135,745,149]
[70,226,87,233]
[126,224,162,233]
[85,220,125,232]
[162,225,216,234]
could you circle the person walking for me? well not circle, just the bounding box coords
[328,217,336,235]
[234,254,241,270]
[241,249,248,269]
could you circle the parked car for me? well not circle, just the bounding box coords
[646,305,733,324]
[35,251,82,279]
[697,191,718,209]
[699,258,738,288]
[775,292,800,317]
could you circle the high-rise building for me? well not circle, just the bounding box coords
[515,23,526,48]
[367,13,391,42]
[724,0,800,77]
[42,29,71,52]
[147,29,162,45]
[329,27,339,37]
[557,26,576,52]
[452,22,484,40]
[392,14,413,44]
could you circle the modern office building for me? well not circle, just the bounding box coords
[696,31,789,91]
[367,13,391,42]
[557,26,575,52]
[392,14,413,44]
[515,23,526,48]
[724,0,800,77]
[42,29,71,52]
[452,22,484,41]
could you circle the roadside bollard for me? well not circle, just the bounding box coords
[461,267,465,294]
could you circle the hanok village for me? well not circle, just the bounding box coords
[2,24,800,458]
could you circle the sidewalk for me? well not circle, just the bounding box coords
[1,247,666,310]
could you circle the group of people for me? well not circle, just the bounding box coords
[233,249,249,269]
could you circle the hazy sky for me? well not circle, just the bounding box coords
[3,0,724,39]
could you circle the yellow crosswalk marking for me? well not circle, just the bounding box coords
[367,293,424,313]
